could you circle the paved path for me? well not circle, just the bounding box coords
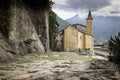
[0,60,119,80]
[94,50,109,58]
[0,53,119,80]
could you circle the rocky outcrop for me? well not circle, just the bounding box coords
[0,57,119,80]
[0,0,50,62]
[0,33,14,62]
[55,31,64,51]
[9,0,46,53]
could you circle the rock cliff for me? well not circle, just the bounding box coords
[0,0,50,62]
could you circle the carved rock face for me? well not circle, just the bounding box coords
[9,1,46,53]
[0,0,49,62]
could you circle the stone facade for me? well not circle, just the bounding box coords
[63,26,94,53]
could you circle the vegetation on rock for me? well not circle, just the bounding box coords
[22,0,51,10]
[0,0,52,38]
[49,10,58,50]
[0,0,52,62]
[0,0,11,38]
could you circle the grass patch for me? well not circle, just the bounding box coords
[56,53,91,60]
[64,54,90,60]
[91,58,100,61]
[32,57,58,61]
[17,56,59,63]
[16,53,105,63]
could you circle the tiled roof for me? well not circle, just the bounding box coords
[72,24,87,34]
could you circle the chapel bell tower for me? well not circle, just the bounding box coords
[86,10,93,35]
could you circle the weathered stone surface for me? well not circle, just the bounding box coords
[0,56,119,80]
[0,33,14,62]
[0,0,49,62]
[9,0,45,53]
[55,31,64,51]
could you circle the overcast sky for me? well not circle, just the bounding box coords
[52,0,120,19]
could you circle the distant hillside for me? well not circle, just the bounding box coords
[56,16,70,31]
[67,14,86,25]
[66,14,120,44]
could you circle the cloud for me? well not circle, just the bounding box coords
[67,0,110,11]
[52,8,77,20]
[53,0,110,11]
[93,0,120,17]
[52,0,120,19]
[110,11,120,14]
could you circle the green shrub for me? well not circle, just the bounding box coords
[108,32,120,64]
[49,10,58,50]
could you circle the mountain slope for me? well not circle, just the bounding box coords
[66,15,120,43]
[56,16,70,31]
[67,14,86,25]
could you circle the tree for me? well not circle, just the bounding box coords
[102,41,108,48]
[108,32,120,64]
